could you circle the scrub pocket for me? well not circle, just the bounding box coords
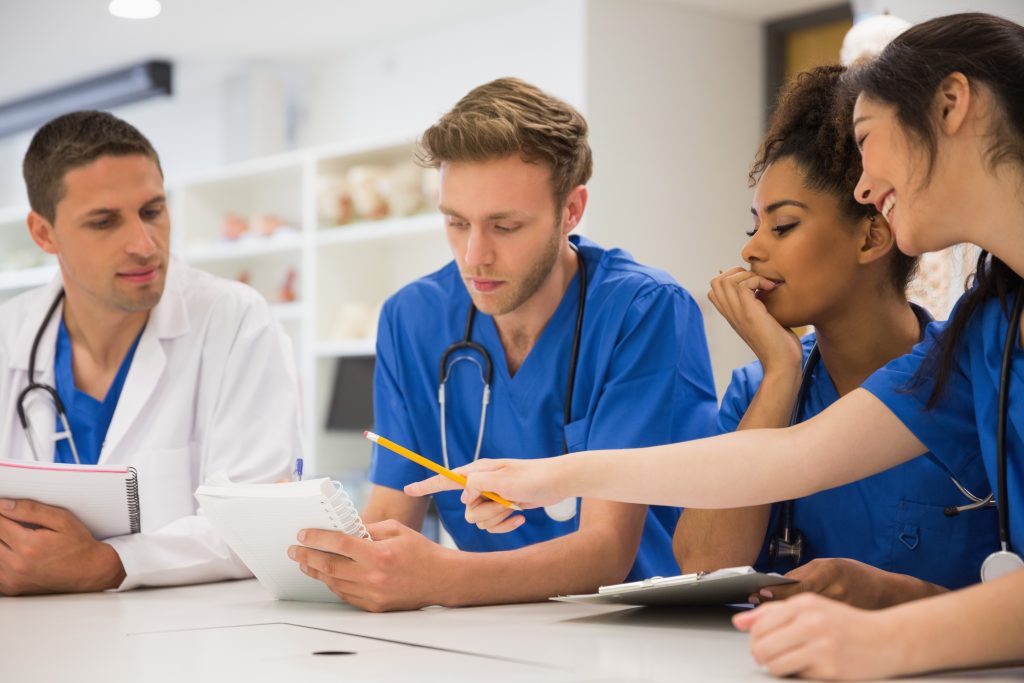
[136,444,196,531]
[889,498,998,589]
[563,417,590,454]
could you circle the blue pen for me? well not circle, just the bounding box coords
[293,457,304,482]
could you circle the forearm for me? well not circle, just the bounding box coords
[441,503,643,607]
[677,372,795,571]
[875,571,948,608]
[881,569,1024,674]
[106,516,251,590]
[556,390,926,509]
[676,507,770,573]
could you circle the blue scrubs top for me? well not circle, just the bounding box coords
[720,325,997,589]
[54,319,142,465]
[864,292,1024,560]
[369,235,718,581]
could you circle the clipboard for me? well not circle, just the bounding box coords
[551,566,797,607]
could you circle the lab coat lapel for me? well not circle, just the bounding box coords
[99,265,190,463]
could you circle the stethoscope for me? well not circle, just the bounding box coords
[16,289,82,465]
[769,302,1022,582]
[438,243,586,522]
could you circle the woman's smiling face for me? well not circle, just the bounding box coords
[852,93,966,257]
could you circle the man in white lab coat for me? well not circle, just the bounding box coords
[0,111,300,594]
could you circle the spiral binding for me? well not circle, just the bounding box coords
[125,467,142,534]
[319,480,370,540]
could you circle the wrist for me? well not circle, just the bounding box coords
[87,543,127,592]
[553,451,584,501]
[759,366,803,395]
[435,545,469,608]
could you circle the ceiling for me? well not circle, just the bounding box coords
[0,0,838,103]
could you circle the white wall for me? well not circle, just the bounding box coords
[585,0,762,392]
[0,59,238,207]
[301,0,586,146]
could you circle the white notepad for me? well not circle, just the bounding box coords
[552,566,797,607]
[195,478,370,603]
[0,459,141,539]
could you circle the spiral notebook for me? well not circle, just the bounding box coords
[0,459,141,539]
[195,478,370,603]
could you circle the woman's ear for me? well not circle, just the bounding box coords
[936,71,971,136]
[857,213,896,266]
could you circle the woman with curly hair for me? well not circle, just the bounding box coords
[673,64,997,609]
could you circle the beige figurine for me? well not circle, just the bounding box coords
[346,165,389,220]
[221,212,248,241]
[380,161,425,217]
[317,172,353,227]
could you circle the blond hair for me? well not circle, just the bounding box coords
[418,78,592,205]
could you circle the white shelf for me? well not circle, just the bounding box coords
[0,265,57,292]
[315,339,376,357]
[183,233,304,263]
[317,212,442,247]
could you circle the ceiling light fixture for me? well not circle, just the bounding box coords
[108,0,162,20]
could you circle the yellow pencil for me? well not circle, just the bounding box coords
[364,431,522,511]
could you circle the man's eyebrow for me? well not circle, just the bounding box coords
[82,207,120,218]
[438,207,531,221]
[438,205,464,218]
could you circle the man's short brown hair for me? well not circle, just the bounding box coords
[418,78,592,206]
[23,110,162,222]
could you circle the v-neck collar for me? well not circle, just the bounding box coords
[474,262,585,408]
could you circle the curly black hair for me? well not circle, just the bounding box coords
[751,64,917,293]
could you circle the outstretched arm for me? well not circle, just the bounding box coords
[410,389,927,511]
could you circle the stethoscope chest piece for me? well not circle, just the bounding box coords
[980,549,1024,583]
[543,497,578,522]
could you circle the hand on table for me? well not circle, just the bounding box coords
[751,557,946,609]
[733,592,901,680]
[0,498,126,595]
[288,519,459,612]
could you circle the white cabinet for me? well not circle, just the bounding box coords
[0,138,450,481]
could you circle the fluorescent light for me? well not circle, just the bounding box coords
[0,61,172,138]
[108,0,162,20]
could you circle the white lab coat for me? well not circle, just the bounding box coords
[0,261,300,590]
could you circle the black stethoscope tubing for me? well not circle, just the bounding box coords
[16,288,81,464]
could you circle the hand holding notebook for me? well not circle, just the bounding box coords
[195,477,370,603]
[0,459,141,539]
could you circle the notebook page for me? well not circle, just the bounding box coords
[195,478,368,603]
[0,459,135,539]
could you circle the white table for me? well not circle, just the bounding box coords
[2,579,1022,682]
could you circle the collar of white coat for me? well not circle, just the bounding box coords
[10,258,192,374]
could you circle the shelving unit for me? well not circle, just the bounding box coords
[0,137,451,479]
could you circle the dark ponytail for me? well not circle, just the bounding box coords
[845,13,1024,406]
